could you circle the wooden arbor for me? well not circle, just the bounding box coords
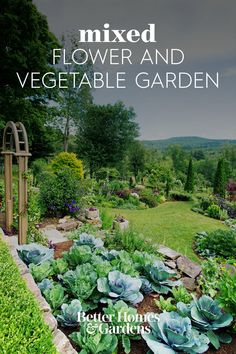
[1,122,31,244]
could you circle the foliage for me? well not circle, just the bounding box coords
[214,158,226,198]
[62,245,92,268]
[39,170,81,216]
[57,299,82,327]
[198,258,221,297]
[154,296,176,312]
[185,157,195,193]
[172,286,192,304]
[77,102,139,174]
[0,238,56,353]
[105,228,157,254]
[74,233,104,250]
[106,202,227,262]
[170,191,192,201]
[111,250,139,277]
[60,263,98,303]
[17,243,54,265]
[91,255,112,278]
[44,284,68,314]
[51,258,69,275]
[100,209,113,229]
[95,167,120,181]
[70,320,118,354]
[139,189,158,208]
[0,0,60,157]
[141,261,181,294]
[37,278,53,292]
[195,229,236,258]
[142,311,210,354]
[103,300,141,353]
[184,295,233,349]
[97,270,143,305]
[207,204,227,220]
[29,261,54,282]
[217,270,236,318]
[51,152,84,179]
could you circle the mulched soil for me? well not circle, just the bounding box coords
[54,241,236,354]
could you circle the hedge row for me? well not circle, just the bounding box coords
[0,238,57,354]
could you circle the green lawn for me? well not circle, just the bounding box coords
[106,202,227,262]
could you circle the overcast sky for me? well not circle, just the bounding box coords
[34,0,236,140]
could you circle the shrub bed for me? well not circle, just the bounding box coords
[0,237,56,354]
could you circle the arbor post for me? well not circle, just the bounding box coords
[4,152,13,233]
[18,156,28,245]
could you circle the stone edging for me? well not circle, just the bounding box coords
[0,229,76,354]
[158,244,202,291]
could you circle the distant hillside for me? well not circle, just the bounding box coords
[143,136,236,150]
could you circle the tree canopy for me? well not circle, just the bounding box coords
[77,102,139,174]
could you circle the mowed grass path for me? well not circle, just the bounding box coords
[106,202,227,262]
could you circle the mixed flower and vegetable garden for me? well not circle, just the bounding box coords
[0,149,236,354]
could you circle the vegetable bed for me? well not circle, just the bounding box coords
[17,233,236,354]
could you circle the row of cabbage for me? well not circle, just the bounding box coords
[17,233,234,354]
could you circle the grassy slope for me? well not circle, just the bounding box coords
[0,237,56,354]
[106,202,227,262]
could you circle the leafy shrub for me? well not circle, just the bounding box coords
[51,152,84,180]
[195,229,236,258]
[217,270,236,318]
[31,158,50,185]
[0,239,56,353]
[95,167,120,181]
[198,258,221,297]
[39,170,81,216]
[206,204,227,220]
[139,189,158,208]
[142,311,209,354]
[170,191,192,201]
[105,228,157,254]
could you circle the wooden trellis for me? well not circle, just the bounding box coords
[1,121,31,244]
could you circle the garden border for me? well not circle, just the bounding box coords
[0,228,77,354]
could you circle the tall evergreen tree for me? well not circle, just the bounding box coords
[213,158,226,197]
[184,157,194,193]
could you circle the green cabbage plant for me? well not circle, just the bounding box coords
[142,311,210,354]
[51,258,68,275]
[29,261,53,282]
[70,320,118,354]
[44,284,68,314]
[97,270,143,305]
[62,245,92,268]
[104,300,141,354]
